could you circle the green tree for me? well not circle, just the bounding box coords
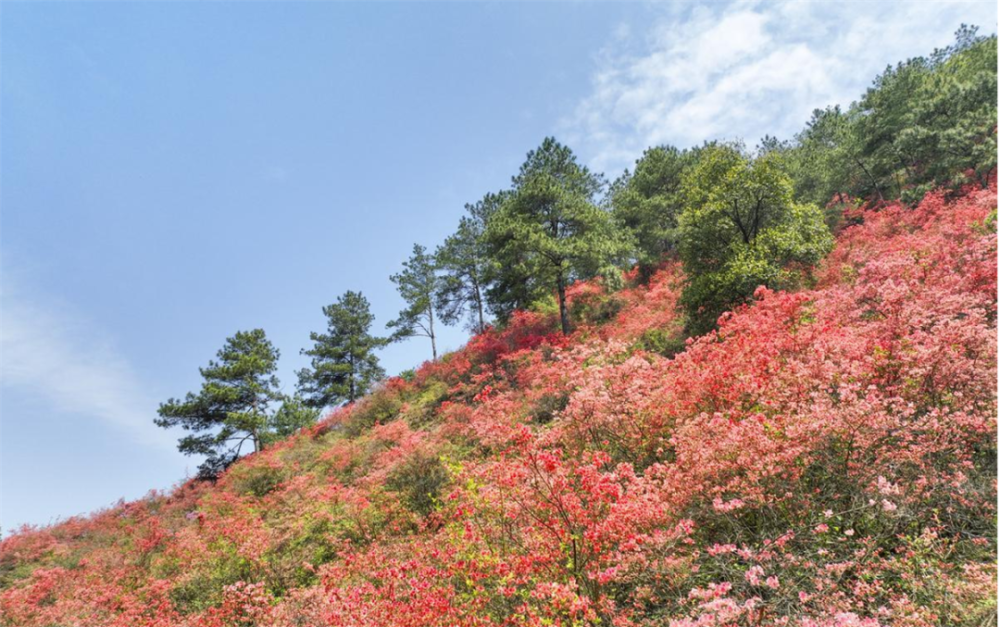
[678,143,833,335]
[787,26,997,206]
[387,243,440,360]
[297,291,387,408]
[156,329,283,478]
[485,137,629,334]
[262,395,321,446]
[853,53,939,202]
[610,145,702,281]
[897,26,997,196]
[788,105,870,208]
[435,192,506,334]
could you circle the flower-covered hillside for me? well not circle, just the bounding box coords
[1,182,996,626]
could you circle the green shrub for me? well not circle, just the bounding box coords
[168,546,255,613]
[402,380,449,429]
[636,328,687,358]
[227,463,284,498]
[570,290,625,327]
[385,452,449,517]
[345,390,402,436]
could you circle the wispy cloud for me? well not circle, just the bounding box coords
[564,0,998,174]
[0,272,174,451]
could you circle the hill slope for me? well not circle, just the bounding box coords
[1,183,996,626]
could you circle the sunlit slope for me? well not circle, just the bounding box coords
[1,183,996,627]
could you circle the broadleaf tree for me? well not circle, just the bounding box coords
[297,291,388,408]
[156,328,284,478]
[678,143,834,334]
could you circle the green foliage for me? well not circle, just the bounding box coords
[168,546,256,613]
[226,463,284,498]
[786,105,860,207]
[568,287,625,327]
[345,389,403,437]
[635,327,687,358]
[435,192,506,334]
[0,558,44,590]
[678,144,833,334]
[269,515,342,590]
[610,145,703,280]
[528,293,560,317]
[265,396,321,443]
[384,452,449,517]
[401,380,450,429]
[156,329,284,478]
[788,26,997,206]
[978,208,997,235]
[297,291,388,409]
[897,28,998,199]
[387,244,440,360]
[485,137,630,334]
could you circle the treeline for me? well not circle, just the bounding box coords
[156,27,997,478]
[785,25,996,207]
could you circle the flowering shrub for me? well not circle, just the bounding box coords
[0,182,995,626]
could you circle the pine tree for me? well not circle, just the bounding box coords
[610,145,701,281]
[387,244,440,360]
[485,137,629,334]
[435,192,505,334]
[297,291,387,408]
[262,395,321,446]
[156,329,283,478]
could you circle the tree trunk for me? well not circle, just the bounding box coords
[474,284,486,334]
[556,267,570,335]
[855,157,885,202]
[428,305,438,360]
[251,398,261,453]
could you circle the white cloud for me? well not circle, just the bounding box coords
[0,274,174,451]
[564,0,998,174]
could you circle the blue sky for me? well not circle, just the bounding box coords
[2,1,996,532]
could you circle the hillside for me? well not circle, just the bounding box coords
[1,181,996,626]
